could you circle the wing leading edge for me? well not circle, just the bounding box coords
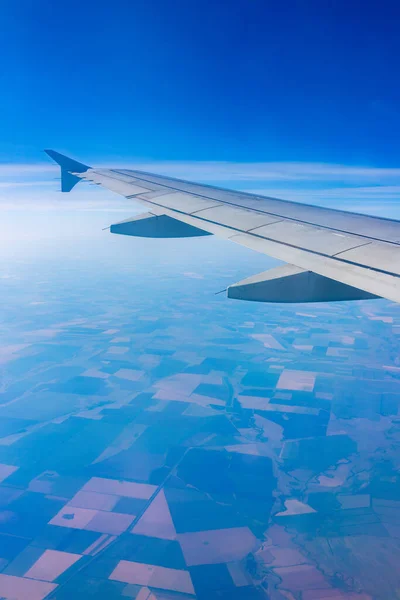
[45,150,400,304]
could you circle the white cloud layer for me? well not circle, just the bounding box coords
[120,161,400,183]
[1,160,400,182]
[1,159,400,219]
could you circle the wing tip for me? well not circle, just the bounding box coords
[44,149,90,171]
[44,150,90,193]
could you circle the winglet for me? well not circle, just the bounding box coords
[44,149,91,192]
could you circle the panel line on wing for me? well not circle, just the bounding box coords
[229,231,400,279]
[189,205,225,215]
[121,194,395,275]
[105,169,400,246]
[143,199,400,280]
[81,169,400,279]
[113,167,400,231]
[332,241,373,257]
[247,219,286,232]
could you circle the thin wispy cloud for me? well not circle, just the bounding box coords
[1,160,399,218]
[0,164,57,176]
[250,186,400,219]
[0,180,55,189]
[250,185,400,202]
[116,161,400,184]
[1,160,400,183]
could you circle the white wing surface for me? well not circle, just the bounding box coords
[45,150,400,304]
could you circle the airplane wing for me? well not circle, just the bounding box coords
[45,149,400,304]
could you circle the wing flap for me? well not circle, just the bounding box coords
[334,241,400,276]
[188,204,282,231]
[249,220,370,256]
[141,191,222,214]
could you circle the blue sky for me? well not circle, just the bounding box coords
[1,0,400,166]
[1,0,400,255]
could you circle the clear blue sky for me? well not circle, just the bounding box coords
[1,0,400,166]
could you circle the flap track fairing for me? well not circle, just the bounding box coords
[110,213,212,239]
[227,264,379,303]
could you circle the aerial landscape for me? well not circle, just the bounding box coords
[1,230,400,599]
[1,0,400,598]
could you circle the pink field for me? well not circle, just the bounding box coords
[110,560,194,595]
[274,564,328,591]
[0,463,18,483]
[154,373,203,395]
[227,562,251,587]
[50,505,134,534]
[114,368,145,381]
[250,333,285,350]
[50,505,97,528]
[25,549,81,582]
[277,369,316,392]
[68,490,118,511]
[82,477,156,499]
[87,510,134,535]
[0,574,56,599]
[178,527,258,566]
[303,591,373,599]
[132,490,176,540]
